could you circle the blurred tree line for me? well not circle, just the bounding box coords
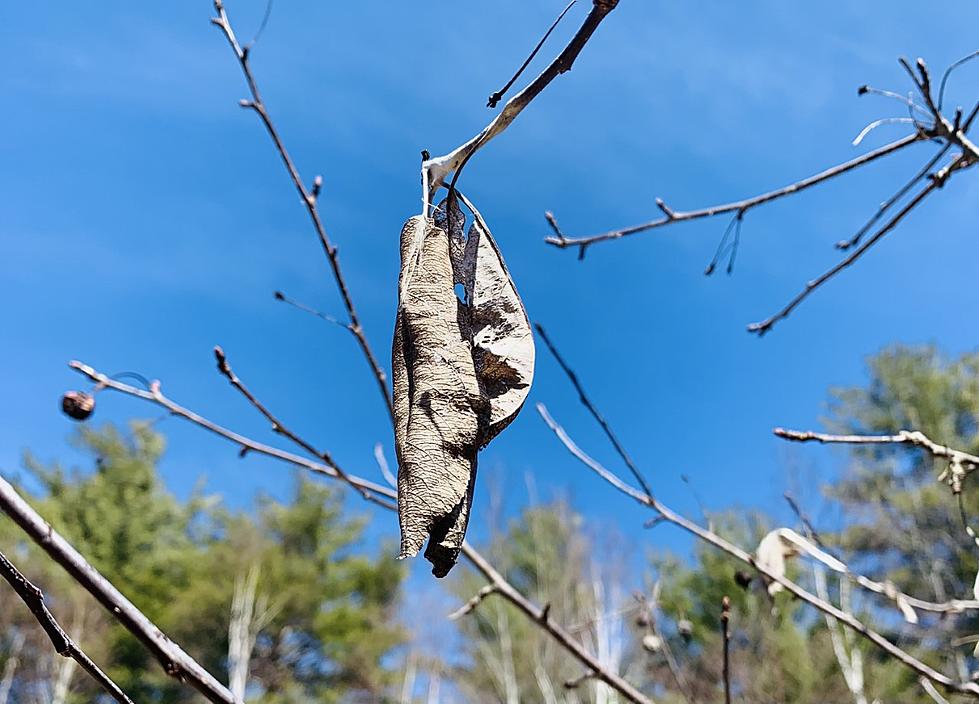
[0,424,403,703]
[3,344,979,702]
[436,345,979,703]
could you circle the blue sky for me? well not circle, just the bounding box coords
[2,1,979,583]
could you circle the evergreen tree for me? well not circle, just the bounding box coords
[0,422,405,703]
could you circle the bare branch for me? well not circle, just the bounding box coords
[787,494,871,704]
[921,677,953,704]
[69,360,653,704]
[448,584,499,620]
[544,133,922,249]
[775,426,979,493]
[836,143,950,251]
[535,402,979,697]
[746,163,950,335]
[486,1,578,109]
[535,323,652,497]
[422,0,620,201]
[0,475,239,704]
[0,550,134,704]
[545,53,979,336]
[564,670,598,690]
[71,361,395,506]
[210,0,394,424]
[212,346,396,510]
[938,51,979,110]
[273,290,348,331]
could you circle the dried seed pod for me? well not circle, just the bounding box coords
[393,195,534,577]
[677,618,693,643]
[734,570,753,590]
[641,633,662,653]
[393,215,481,578]
[61,391,95,421]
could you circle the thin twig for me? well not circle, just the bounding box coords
[721,595,731,704]
[273,291,347,330]
[69,360,653,704]
[0,475,239,704]
[210,1,394,424]
[534,322,652,497]
[544,133,922,249]
[212,346,395,510]
[746,164,949,335]
[535,402,979,697]
[564,671,597,690]
[775,427,979,493]
[938,51,979,110]
[486,1,577,108]
[836,143,951,250]
[0,551,134,704]
[373,442,397,488]
[422,0,620,201]
[783,491,826,548]
[921,676,952,704]
[448,584,499,620]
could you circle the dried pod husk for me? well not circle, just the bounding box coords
[393,215,482,577]
[641,633,662,653]
[677,618,693,642]
[393,195,534,577]
[61,390,95,421]
[459,193,534,444]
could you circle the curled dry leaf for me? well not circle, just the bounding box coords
[756,529,800,596]
[756,527,847,596]
[393,193,534,577]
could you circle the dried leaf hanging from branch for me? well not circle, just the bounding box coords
[393,194,534,576]
[755,527,847,596]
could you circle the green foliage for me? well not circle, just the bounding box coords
[654,512,832,704]
[0,422,405,703]
[448,500,642,703]
[825,345,979,698]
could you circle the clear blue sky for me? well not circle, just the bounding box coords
[2,2,979,576]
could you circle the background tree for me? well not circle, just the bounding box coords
[0,423,405,703]
[825,345,979,689]
[445,498,641,703]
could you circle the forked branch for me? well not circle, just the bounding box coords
[531,316,979,696]
[536,402,979,697]
[422,0,620,204]
[775,426,979,493]
[0,474,239,704]
[0,550,134,704]
[210,0,394,424]
[543,133,922,249]
[68,360,653,704]
[546,53,979,335]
